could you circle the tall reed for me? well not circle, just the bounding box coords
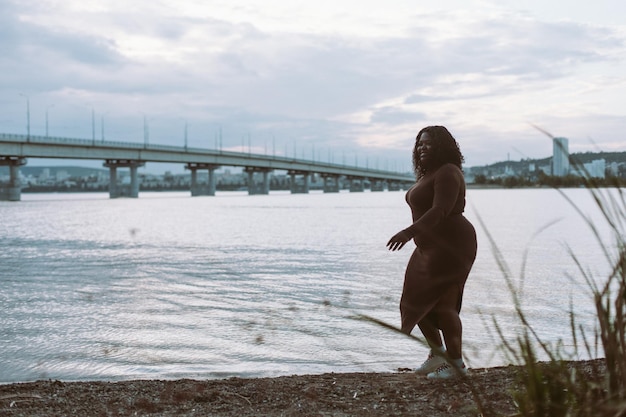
[482,150,626,416]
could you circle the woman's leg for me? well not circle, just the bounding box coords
[413,315,446,374]
[417,316,443,349]
[435,286,463,359]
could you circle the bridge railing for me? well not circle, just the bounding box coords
[0,132,413,179]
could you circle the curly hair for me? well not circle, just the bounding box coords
[412,125,465,179]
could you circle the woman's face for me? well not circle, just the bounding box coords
[417,132,435,167]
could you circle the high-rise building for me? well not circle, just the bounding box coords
[583,159,606,179]
[552,137,570,176]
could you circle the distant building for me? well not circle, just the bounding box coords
[56,170,69,181]
[552,137,570,176]
[580,159,606,179]
[538,164,551,175]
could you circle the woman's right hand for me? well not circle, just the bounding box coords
[386,229,412,251]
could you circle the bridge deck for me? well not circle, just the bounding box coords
[0,133,414,182]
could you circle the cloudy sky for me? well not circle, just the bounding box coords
[1,0,625,173]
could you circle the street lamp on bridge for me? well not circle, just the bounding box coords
[19,93,30,142]
[143,115,149,147]
[178,118,188,150]
[99,111,110,142]
[45,104,54,138]
[91,107,96,145]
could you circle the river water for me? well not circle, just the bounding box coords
[0,187,621,383]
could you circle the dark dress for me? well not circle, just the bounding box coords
[400,163,477,332]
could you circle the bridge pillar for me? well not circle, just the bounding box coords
[370,180,385,192]
[0,156,27,201]
[321,174,340,193]
[185,163,220,196]
[288,170,310,194]
[108,165,118,198]
[387,182,400,191]
[103,159,145,198]
[244,167,272,195]
[129,165,140,197]
[189,168,198,194]
[348,177,365,192]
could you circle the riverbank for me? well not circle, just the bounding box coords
[0,359,605,416]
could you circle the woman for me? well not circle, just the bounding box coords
[386,125,477,379]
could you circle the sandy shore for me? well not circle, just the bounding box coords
[0,359,606,416]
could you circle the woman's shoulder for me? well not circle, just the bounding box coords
[434,163,463,176]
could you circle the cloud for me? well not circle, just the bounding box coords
[1,1,625,170]
[369,107,426,125]
[0,5,126,96]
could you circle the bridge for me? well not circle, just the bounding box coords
[0,133,415,201]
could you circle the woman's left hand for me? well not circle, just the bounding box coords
[386,230,412,251]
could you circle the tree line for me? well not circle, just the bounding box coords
[473,171,626,188]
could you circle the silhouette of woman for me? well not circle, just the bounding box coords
[387,125,477,379]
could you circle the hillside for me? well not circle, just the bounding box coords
[480,151,626,170]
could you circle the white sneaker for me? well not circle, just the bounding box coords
[426,363,468,380]
[413,352,447,375]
